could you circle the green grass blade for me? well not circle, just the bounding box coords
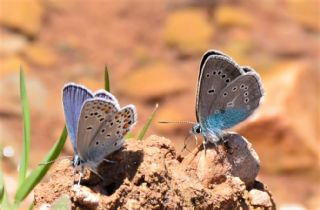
[0,145,4,201]
[18,68,31,187]
[104,65,110,92]
[0,172,3,204]
[27,201,33,210]
[0,191,11,210]
[137,104,159,140]
[124,131,134,140]
[0,148,12,210]
[14,126,68,203]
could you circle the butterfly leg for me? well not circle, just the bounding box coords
[103,159,116,164]
[181,132,193,153]
[77,165,84,187]
[202,139,207,156]
[89,168,104,181]
[77,172,83,187]
[194,134,199,146]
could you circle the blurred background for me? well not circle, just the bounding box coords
[0,0,319,209]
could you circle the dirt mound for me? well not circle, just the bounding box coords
[34,134,275,209]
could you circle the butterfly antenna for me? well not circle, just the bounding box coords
[158,120,196,125]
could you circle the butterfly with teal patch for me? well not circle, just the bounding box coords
[191,50,263,144]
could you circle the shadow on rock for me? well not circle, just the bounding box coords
[82,149,144,196]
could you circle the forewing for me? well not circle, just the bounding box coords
[196,54,243,123]
[77,98,119,159]
[199,50,232,79]
[94,90,120,109]
[62,83,93,152]
[83,105,137,164]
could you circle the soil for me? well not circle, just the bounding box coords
[34,134,275,209]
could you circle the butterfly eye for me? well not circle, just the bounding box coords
[223,92,228,97]
[225,78,230,83]
[206,74,210,78]
[240,84,245,89]
[244,92,249,96]
[244,98,249,103]
[221,74,226,78]
[213,71,217,75]
[232,87,237,92]
[196,126,201,134]
[244,86,248,90]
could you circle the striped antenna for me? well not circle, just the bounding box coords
[158,121,196,125]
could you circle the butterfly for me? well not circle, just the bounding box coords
[191,50,263,144]
[62,83,137,181]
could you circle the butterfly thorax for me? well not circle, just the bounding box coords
[192,122,221,143]
[73,155,81,169]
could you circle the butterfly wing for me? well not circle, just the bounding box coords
[76,98,119,161]
[202,71,263,133]
[83,105,137,166]
[62,83,93,153]
[196,50,244,123]
[94,89,120,108]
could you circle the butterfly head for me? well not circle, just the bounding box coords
[191,124,202,135]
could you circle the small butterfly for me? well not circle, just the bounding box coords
[191,50,263,144]
[62,83,137,182]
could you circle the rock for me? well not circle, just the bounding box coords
[236,61,320,172]
[254,22,312,56]
[34,135,275,209]
[43,0,71,12]
[117,63,188,100]
[182,133,260,188]
[164,9,213,55]
[248,189,273,208]
[286,0,320,31]
[0,31,28,56]
[24,44,58,68]
[214,5,254,28]
[220,30,254,65]
[0,0,44,36]
[132,46,151,66]
[71,185,99,208]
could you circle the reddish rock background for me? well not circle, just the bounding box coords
[0,0,319,209]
